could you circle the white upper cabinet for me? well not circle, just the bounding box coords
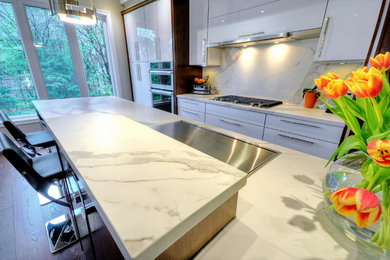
[143,1,159,61]
[189,0,220,66]
[123,7,149,62]
[208,0,327,44]
[156,0,173,61]
[315,0,382,61]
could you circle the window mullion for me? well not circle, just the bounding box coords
[65,23,89,97]
[11,1,49,100]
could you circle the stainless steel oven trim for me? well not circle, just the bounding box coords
[150,89,174,113]
[149,70,173,74]
[150,70,174,91]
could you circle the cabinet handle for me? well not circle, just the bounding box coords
[134,41,140,61]
[182,109,199,115]
[220,118,241,126]
[155,37,161,60]
[318,17,330,58]
[201,39,207,64]
[277,133,314,144]
[239,31,264,38]
[136,64,141,81]
[280,119,320,128]
[182,100,199,105]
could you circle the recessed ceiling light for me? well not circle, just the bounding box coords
[221,20,225,23]
[260,10,265,13]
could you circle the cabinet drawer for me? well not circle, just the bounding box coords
[178,98,206,113]
[265,114,343,143]
[263,128,337,159]
[178,108,205,123]
[206,114,263,139]
[206,103,265,126]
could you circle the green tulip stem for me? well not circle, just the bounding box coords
[338,97,360,136]
[366,167,384,191]
[370,97,383,123]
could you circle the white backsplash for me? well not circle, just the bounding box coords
[204,38,363,104]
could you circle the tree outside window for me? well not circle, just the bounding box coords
[0,2,37,115]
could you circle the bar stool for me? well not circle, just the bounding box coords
[0,133,96,254]
[0,111,56,156]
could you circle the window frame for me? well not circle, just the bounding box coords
[1,0,118,119]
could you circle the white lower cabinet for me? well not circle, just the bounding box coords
[206,114,264,139]
[177,98,206,123]
[178,97,343,159]
[264,114,343,159]
[263,128,338,159]
[205,103,265,139]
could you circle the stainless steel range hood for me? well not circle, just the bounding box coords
[207,28,321,48]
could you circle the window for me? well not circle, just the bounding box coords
[26,6,80,98]
[76,20,113,96]
[0,1,115,116]
[0,1,37,115]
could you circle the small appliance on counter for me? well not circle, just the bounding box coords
[192,76,211,95]
[192,84,210,95]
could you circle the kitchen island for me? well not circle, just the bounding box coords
[34,96,368,259]
[33,97,247,260]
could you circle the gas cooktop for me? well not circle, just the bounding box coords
[212,95,283,108]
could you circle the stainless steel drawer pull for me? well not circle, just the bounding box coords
[182,109,199,116]
[220,118,241,126]
[278,134,314,144]
[183,100,199,105]
[280,119,320,128]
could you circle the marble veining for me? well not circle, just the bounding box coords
[204,38,363,104]
[33,97,247,260]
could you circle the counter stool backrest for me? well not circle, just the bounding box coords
[0,112,26,142]
[0,133,43,190]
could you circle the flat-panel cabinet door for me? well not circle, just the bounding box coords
[189,0,208,65]
[208,0,272,19]
[315,0,382,61]
[130,62,152,107]
[157,0,173,61]
[208,0,326,44]
[143,1,159,61]
[123,8,149,62]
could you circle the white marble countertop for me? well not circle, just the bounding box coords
[177,94,345,127]
[33,97,247,260]
[34,96,372,259]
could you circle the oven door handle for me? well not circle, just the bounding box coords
[150,89,174,96]
[149,70,173,74]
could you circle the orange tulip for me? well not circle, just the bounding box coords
[321,79,348,99]
[330,187,381,228]
[367,140,390,167]
[314,72,339,90]
[346,67,383,98]
[370,52,390,72]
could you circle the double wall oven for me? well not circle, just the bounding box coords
[149,61,174,113]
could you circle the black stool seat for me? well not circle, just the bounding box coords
[32,152,68,179]
[26,130,56,148]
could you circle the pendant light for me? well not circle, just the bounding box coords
[49,0,97,25]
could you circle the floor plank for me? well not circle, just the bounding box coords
[0,155,124,260]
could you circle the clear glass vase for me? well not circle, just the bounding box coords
[322,151,389,255]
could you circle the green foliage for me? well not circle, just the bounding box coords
[0,4,113,115]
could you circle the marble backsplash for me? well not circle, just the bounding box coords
[203,38,363,105]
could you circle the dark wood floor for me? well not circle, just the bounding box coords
[0,155,124,260]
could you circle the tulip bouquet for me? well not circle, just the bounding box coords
[315,52,390,249]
